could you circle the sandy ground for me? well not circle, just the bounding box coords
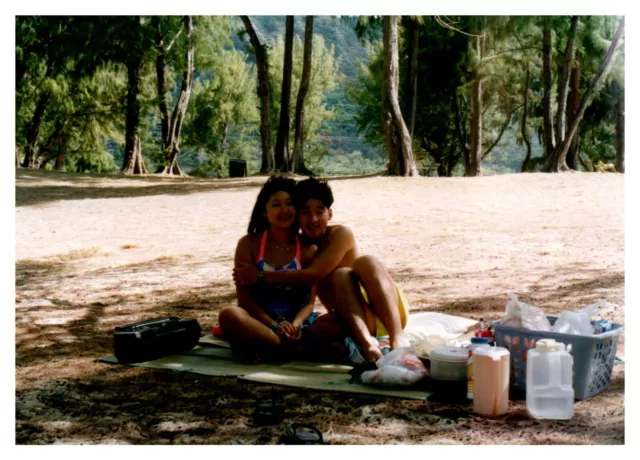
[14,168,624,445]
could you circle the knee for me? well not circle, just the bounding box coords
[353,255,389,282]
[218,306,245,330]
[330,267,354,286]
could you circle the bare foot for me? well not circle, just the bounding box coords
[390,333,411,350]
[362,343,383,362]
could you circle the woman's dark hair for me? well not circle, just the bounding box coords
[247,175,298,234]
[294,177,334,210]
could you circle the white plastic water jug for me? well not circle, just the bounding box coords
[526,339,574,420]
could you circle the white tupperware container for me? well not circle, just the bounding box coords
[430,346,468,381]
[526,339,574,420]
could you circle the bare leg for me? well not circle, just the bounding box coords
[352,255,410,350]
[296,312,349,361]
[218,306,282,351]
[330,267,382,362]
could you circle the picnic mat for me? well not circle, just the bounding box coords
[97,312,487,400]
[98,343,432,400]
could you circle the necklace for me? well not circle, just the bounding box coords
[271,241,293,252]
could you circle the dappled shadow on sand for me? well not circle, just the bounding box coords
[15,169,384,207]
[15,169,267,207]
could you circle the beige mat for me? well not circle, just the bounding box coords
[98,341,432,400]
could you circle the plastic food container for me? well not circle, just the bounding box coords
[430,346,468,381]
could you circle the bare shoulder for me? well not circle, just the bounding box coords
[236,233,260,249]
[327,225,355,242]
[235,234,260,261]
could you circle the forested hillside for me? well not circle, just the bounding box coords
[15,15,624,177]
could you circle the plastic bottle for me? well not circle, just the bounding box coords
[467,337,490,399]
[472,346,510,417]
[526,339,574,420]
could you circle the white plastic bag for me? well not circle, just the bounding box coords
[360,347,428,386]
[500,293,552,331]
[551,300,603,335]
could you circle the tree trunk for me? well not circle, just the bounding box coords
[292,16,314,175]
[153,17,171,156]
[545,17,625,172]
[520,67,533,172]
[555,16,579,147]
[402,16,419,140]
[566,62,581,170]
[220,122,228,154]
[454,94,470,175]
[468,35,483,177]
[121,55,148,175]
[275,16,294,172]
[241,16,274,172]
[542,25,555,160]
[615,86,624,173]
[158,15,194,176]
[382,16,418,177]
[22,91,50,168]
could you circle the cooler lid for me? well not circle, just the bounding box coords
[430,346,468,363]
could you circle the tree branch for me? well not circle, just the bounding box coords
[482,103,523,160]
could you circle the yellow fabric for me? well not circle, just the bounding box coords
[360,282,410,338]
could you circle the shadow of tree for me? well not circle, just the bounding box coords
[15,169,385,208]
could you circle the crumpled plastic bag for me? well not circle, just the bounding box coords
[551,300,603,335]
[500,293,552,331]
[360,347,428,386]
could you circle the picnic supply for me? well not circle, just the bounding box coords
[430,346,468,382]
[472,346,510,417]
[551,301,602,335]
[404,312,478,355]
[500,293,552,331]
[467,338,491,399]
[360,347,428,386]
[253,396,286,426]
[492,316,623,400]
[526,339,574,420]
[113,316,201,364]
[281,423,325,445]
[593,319,613,335]
[474,321,495,345]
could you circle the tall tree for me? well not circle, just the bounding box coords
[614,80,624,173]
[565,62,581,169]
[401,16,420,141]
[555,16,579,148]
[274,16,294,171]
[155,15,195,176]
[382,16,418,176]
[520,66,533,172]
[545,17,624,172]
[291,16,314,175]
[541,24,555,161]
[241,16,274,172]
[468,31,484,177]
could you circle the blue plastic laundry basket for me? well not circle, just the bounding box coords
[491,316,623,400]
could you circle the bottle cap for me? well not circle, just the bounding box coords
[470,337,489,344]
[535,339,566,351]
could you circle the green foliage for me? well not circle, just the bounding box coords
[183,47,259,154]
[268,32,343,151]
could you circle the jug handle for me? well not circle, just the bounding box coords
[549,351,561,387]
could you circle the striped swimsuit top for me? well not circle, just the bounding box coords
[255,230,302,272]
